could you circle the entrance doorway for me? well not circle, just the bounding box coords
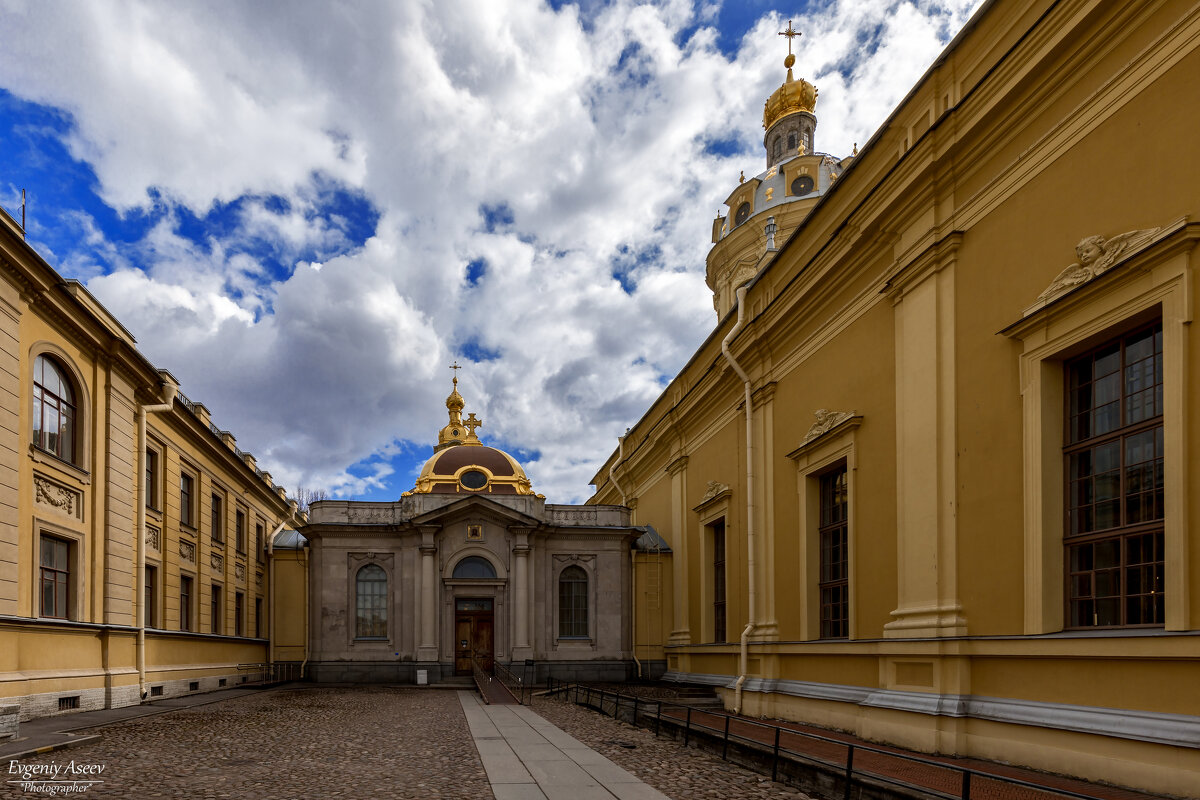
[454,598,494,675]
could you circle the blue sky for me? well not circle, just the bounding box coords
[0,0,981,503]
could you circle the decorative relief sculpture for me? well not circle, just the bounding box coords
[179,540,196,563]
[255,572,263,587]
[34,476,78,516]
[801,409,856,445]
[235,563,245,581]
[699,481,730,504]
[1033,227,1161,308]
[552,553,596,565]
[145,525,161,551]
[211,553,223,571]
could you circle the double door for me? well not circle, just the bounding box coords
[454,598,493,675]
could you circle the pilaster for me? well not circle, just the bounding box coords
[665,454,691,645]
[416,527,438,661]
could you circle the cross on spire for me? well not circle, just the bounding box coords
[449,360,461,376]
[779,20,801,55]
[464,412,483,438]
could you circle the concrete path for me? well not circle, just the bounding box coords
[459,691,672,800]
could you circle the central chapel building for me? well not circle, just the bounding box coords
[301,378,642,684]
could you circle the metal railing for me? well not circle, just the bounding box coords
[237,662,302,683]
[493,661,528,704]
[545,679,1106,800]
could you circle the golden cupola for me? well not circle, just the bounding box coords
[405,370,538,497]
[761,22,818,169]
[762,52,818,130]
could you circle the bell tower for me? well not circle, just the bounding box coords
[763,21,818,169]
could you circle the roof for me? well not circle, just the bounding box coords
[272,529,308,550]
[632,525,672,553]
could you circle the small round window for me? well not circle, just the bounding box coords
[460,469,488,490]
[791,175,815,196]
[734,202,751,226]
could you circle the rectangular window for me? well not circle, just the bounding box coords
[211,493,224,543]
[180,576,193,632]
[39,536,70,619]
[180,473,194,527]
[235,510,246,553]
[711,519,726,643]
[145,565,157,627]
[145,449,159,509]
[211,584,222,634]
[234,592,244,637]
[819,466,850,638]
[255,597,263,638]
[255,522,265,563]
[1065,323,1164,627]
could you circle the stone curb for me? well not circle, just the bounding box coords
[3,733,103,762]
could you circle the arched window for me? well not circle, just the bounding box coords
[787,133,796,151]
[452,556,497,579]
[355,564,387,638]
[772,137,782,159]
[33,355,76,463]
[734,202,751,226]
[558,565,588,638]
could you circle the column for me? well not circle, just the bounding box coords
[417,527,438,661]
[666,455,691,645]
[884,237,967,637]
[511,528,533,660]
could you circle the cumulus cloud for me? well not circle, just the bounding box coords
[0,0,982,501]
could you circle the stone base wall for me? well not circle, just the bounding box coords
[0,704,19,739]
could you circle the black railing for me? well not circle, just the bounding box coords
[237,662,302,683]
[493,661,528,704]
[544,679,1105,800]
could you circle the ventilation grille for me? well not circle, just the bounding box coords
[58,696,80,711]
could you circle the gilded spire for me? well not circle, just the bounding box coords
[763,20,817,131]
[435,364,482,451]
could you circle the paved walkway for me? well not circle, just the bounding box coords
[460,691,671,800]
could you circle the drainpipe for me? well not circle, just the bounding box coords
[136,372,178,701]
[610,433,642,679]
[266,521,285,671]
[300,542,311,679]
[721,286,756,715]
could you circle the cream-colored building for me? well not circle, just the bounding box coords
[591,1,1200,795]
[0,206,303,726]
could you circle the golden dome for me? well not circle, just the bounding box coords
[763,61,817,131]
[407,444,536,496]
[404,371,541,497]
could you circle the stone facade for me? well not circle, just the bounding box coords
[304,494,637,683]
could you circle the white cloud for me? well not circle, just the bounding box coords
[0,0,982,502]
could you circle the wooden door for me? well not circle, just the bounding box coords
[454,610,495,675]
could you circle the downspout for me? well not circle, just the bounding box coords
[300,542,310,679]
[722,286,756,715]
[136,373,178,701]
[610,433,641,679]
[265,520,285,670]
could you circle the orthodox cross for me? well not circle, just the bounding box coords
[779,20,801,54]
[464,413,483,437]
[449,360,462,376]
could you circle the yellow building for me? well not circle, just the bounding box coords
[0,205,303,726]
[591,1,1200,795]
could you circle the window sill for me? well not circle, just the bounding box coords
[29,446,91,485]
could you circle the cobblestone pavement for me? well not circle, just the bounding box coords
[2,687,491,800]
[528,696,814,800]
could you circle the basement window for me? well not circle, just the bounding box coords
[58,696,80,711]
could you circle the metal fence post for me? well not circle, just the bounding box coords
[633,697,639,728]
[684,707,692,747]
[961,771,972,800]
[843,745,855,800]
[722,714,731,760]
[655,702,661,737]
[771,726,781,781]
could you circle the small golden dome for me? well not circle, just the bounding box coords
[446,377,464,412]
[763,61,817,131]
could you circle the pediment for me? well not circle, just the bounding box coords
[409,494,542,528]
